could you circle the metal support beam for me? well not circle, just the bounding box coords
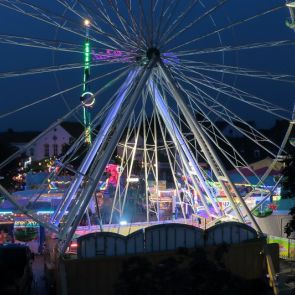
[0,185,58,233]
[59,60,155,253]
[158,60,262,233]
[149,80,220,217]
[51,70,139,225]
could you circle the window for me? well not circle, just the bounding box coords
[53,144,58,156]
[44,144,49,157]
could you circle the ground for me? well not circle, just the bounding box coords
[278,259,295,295]
[31,255,47,295]
[29,253,295,295]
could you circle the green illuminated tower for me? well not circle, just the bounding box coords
[81,19,93,144]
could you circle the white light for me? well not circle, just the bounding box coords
[37,210,54,215]
[84,19,91,27]
[0,211,13,215]
[120,220,127,225]
[127,177,139,183]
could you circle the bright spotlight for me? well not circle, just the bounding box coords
[127,177,139,183]
[120,220,127,225]
[84,19,91,27]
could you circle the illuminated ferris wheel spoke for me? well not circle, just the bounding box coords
[162,72,276,195]
[158,0,199,47]
[168,4,285,52]
[154,0,180,47]
[0,57,132,80]
[106,0,143,48]
[160,0,229,49]
[149,80,221,216]
[0,65,130,119]
[173,73,284,158]
[0,0,121,50]
[173,64,291,120]
[162,96,256,184]
[58,65,154,251]
[0,66,131,173]
[136,0,151,47]
[109,110,141,224]
[57,0,136,51]
[154,106,186,220]
[0,63,85,79]
[96,0,144,50]
[121,0,147,49]
[174,40,295,57]
[0,34,84,53]
[152,0,167,47]
[51,68,144,225]
[178,60,295,84]
[96,0,135,44]
[120,114,143,218]
[158,69,247,225]
[0,61,125,79]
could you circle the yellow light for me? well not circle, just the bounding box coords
[84,19,90,27]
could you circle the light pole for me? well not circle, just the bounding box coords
[81,19,94,144]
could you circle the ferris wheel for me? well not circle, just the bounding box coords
[0,0,294,253]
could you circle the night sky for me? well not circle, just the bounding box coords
[0,0,295,132]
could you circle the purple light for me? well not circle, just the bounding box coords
[92,49,131,62]
[92,49,179,64]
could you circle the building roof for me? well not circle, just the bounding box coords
[0,130,39,144]
[60,121,84,138]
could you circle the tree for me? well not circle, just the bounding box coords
[115,247,271,295]
[0,139,23,191]
[280,148,295,199]
[284,206,295,237]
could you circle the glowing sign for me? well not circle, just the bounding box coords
[92,49,180,64]
[92,49,130,61]
[14,220,39,228]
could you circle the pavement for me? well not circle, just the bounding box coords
[31,254,48,295]
[278,259,295,294]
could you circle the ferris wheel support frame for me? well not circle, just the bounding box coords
[154,107,188,222]
[51,69,139,225]
[59,60,155,252]
[143,106,150,223]
[158,60,263,233]
[149,80,221,217]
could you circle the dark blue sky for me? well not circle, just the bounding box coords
[0,0,294,132]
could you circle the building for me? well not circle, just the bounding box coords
[0,122,84,161]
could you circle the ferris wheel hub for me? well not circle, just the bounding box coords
[146,47,160,60]
[136,47,160,66]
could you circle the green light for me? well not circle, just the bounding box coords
[82,40,92,144]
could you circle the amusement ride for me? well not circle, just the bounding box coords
[0,0,295,253]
